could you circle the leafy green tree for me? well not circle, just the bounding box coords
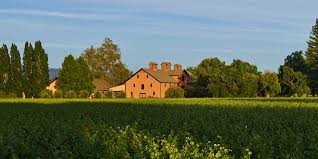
[56,54,78,93]
[0,44,11,94]
[57,54,94,94]
[22,42,33,97]
[81,37,131,86]
[238,73,259,97]
[278,66,310,96]
[230,59,259,75]
[191,58,261,97]
[165,86,184,98]
[10,44,23,97]
[306,19,318,95]
[76,56,95,93]
[283,51,308,74]
[259,71,281,97]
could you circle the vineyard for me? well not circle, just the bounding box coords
[1,98,318,158]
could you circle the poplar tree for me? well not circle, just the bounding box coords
[306,19,318,95]
[10,44,23,97]
[22,42,33,97]
[32,41,44,97]
[0,44,11,93]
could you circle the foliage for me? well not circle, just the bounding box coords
[39,89,53,98]
[22,41,49,98]
[2,98,318,157]
[230,59,260,75]
[81,37,131,86]
[57,54,95,95]
[0,91,17,98]
[278,66,311,96]
[94,91,102,98]
[283,51,308,74]
[184,86,209,98]
[54,90,63,98]
[78,90,90,98]
[114,91,125,98]
[103,90,113,98]
[9,44,23,97]
[22,42,33,97]
[259,71,281,97]
[306,19,318,95]
[165,86,184,98]
[0,44,12,94]
[65,90,77,98]
[191,58,261,97]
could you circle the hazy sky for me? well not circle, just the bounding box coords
[0,0,317,72]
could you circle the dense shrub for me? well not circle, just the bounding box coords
[114,91,125,98]
[39,89,53,98]
[94,91,102,98]
[104,90,113,98]
[78,90,90,98]
[54,90,63,98]
[184,87,209,98]
[165,86,184,98]
[65,90,77,98]
[0,91,17,98]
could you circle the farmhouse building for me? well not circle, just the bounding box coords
[125,62,192,98]
[46,78,111,93]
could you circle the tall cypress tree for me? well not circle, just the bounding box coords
[0,44,11,94]
[22,42,33,97]
[32,41,44,97]
[306,19,318,95]
[10,44,23,97]
[37,41,49,90]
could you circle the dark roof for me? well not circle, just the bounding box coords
[93,78,111,91]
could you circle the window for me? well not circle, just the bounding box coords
[133,84,135,87]
[165,84,166,87]
[137,75,139,78]
[131,92,133,97]
[141,84,145,90]
[153,92,155,95]
[147,75,149,78]
[150,84,152,87]
[181,75,185,81]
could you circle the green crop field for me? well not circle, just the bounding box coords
[1,98,318,158]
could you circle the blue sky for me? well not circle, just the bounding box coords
[0,0,317,72]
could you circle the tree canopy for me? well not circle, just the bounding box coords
[81,37,131,86]
[306,19,318,95]
[57,54,95,94]
[278,66,310,96]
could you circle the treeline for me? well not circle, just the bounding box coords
[187,19,318,97]
[0,41,49,98]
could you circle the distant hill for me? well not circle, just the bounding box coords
[49,68,60,80]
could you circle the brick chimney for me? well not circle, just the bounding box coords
[174,64,182,70]
[161,62,171,71]
[149,62,158,71]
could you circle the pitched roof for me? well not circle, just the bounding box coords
[143,68,179,83]
[93,78,111,91]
